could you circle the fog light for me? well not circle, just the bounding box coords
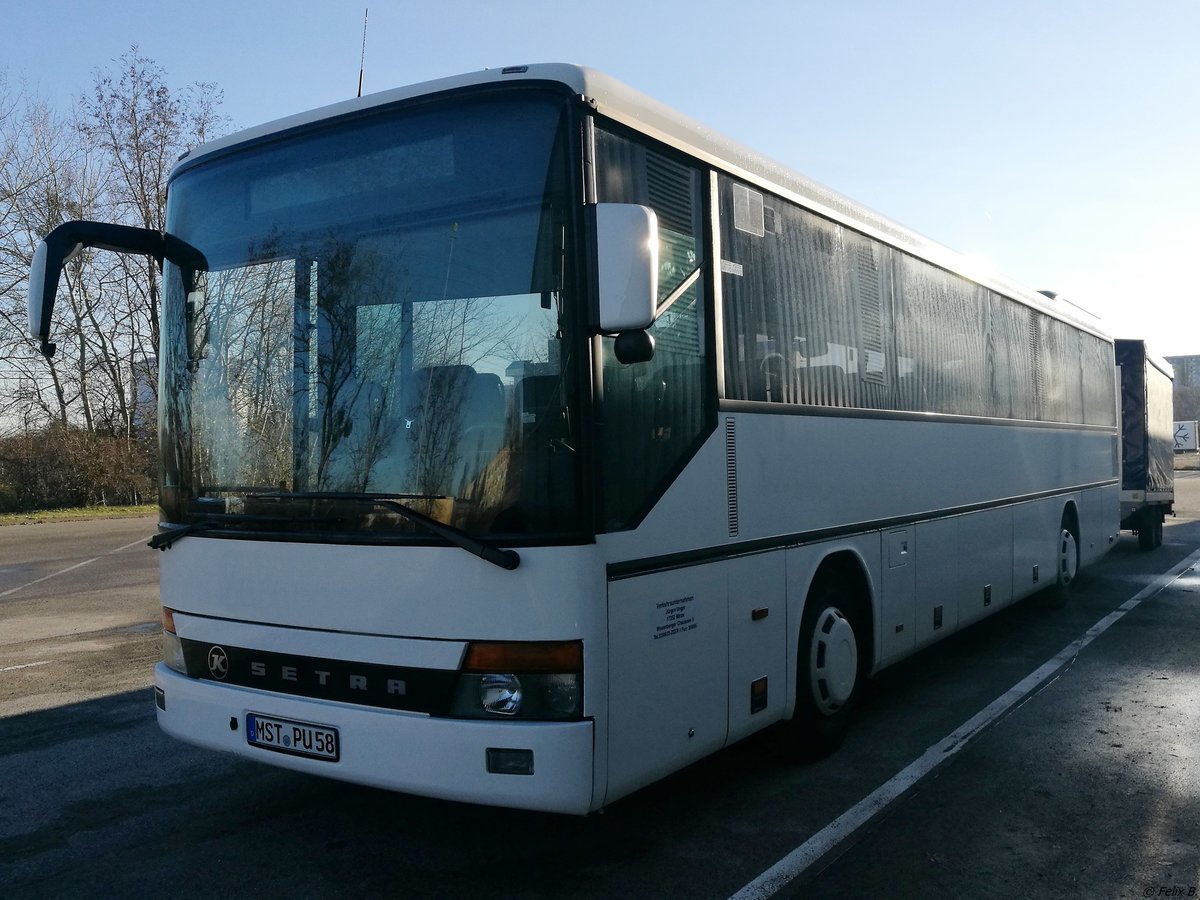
[486,747,534,775]
[154,686,166,710]
[480,674,522,716]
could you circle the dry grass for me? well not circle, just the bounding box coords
[0,505,157,527]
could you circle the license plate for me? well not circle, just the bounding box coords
[246,713,340,762]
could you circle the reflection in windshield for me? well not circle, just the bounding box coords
[161,94,581,540]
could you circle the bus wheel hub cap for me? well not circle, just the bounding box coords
[1059,529,1078,584]
[810,608,857,714]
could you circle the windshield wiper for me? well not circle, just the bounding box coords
[149,520,222,550]
[247,491,521,571]
[149,512,291,550]
[149,508,346,551]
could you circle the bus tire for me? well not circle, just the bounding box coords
[789,572,866,759]
[1049,514,1080,606]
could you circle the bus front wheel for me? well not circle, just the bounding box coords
[789,574,865,759]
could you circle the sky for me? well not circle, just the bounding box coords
[6,0,1199,355]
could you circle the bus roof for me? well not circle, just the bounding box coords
[176,63,1106,338]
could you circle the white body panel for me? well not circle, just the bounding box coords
[158,544,610,813]
[602,412,1118,563]
[605,564,729,802]
[155,665,596,814]
[880,527,916,661]
[161,542,605,643]
[913,518,960,650]
[589,409,1119,803]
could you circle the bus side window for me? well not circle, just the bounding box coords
[594,125,710,531]
[719,176,896,411]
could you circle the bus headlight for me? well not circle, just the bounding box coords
[448,641,583,720]
[480,674,522,715]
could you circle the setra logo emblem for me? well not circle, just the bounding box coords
[207,646,230,680]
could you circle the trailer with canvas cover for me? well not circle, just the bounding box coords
[1115,338,1174,550]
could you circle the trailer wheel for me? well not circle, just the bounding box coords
[1138,519,1154,552]
[1137,510,1163,552]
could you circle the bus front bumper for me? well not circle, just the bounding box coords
[153,664,597,814]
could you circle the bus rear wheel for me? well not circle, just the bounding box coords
[1046,516,1080,608]
[789,574,865,759]
[1056,525,1079,589]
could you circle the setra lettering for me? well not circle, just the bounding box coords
[232,653,417,701]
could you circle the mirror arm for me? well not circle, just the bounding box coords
[654,265,702,320]
[29,220,207,358]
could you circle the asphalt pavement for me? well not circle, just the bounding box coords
[785,542,1200,899]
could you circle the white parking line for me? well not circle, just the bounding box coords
[0,536,149,600]
[0,661,51,673]
[729,547,1200,900]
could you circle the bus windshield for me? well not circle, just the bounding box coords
[159,92,583,541]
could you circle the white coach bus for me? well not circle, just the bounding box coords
[27,64,1119,814]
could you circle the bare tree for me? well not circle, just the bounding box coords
[1174,385,1200,423]
[0,52,228,510]
[0,50,227,440]
[77,46,227,430]
[0,73,101,432]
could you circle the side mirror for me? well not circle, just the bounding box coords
[594,203,658,333]
[27,239,61,357]
[26,220,205,358]
[614,330,655,365]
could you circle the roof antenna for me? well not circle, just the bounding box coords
[357,7,369,98]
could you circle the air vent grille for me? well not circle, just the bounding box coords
[725,417,738,537]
